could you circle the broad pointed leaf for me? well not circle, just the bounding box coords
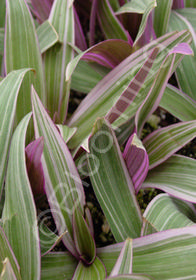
[135,42,193,136]
[142,193,196,235]
[160,84,196,121]
[168,11,196,99]
[72,257,106,280]
[98,226,196,279]
[0,69,31,198]
[143,155,196,203]
[2,113,40,280]
[154,0,173,37]
[44,0,74,122]
[57,125,77,143]
[73,209,96,264]
[1,258,17,280]
[31,87,85,257]
[97,0,130,41]
[123,133,149,194]
[116,0,157,45]
[67,30,192,149]
[5,0,45,124]
[39,223,59,256]
[74,8,87,51]
[41,252,77,280]
[0,227,21,279]
[106,275,153,280]
[110,238,133,276]
[37,20,58,54]
[143,120,196,169]
[88,118,142,241]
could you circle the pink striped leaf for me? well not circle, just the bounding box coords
[123,133,149,194]
[135,42,193,137]
[31,86,85,258]
[143,120,196,169]
[97,226,196,279]
[31,0,53,23]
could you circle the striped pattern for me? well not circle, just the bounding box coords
[1,258,17,280]
[72,257,106,280]
[143,155,196,203]
[107,275,153,280]
[73,209,96,264]
[0,227,21,279]
[43,0,74,122]
[169,11,196,100]
[0,69,30,198]
[154,0,173,37]
[5,0,45,125]
[41,252,77,280]
[135,42,193,136]
[37,20,58,54]
[143,120,196,169]
[97,0,130,41]
[116,0,157,45]
[123,133,149,194]
[142,193,196,235]
[110,238,133,276]
[97,226,196,279]
[88,119,142,241]
[2,114,40,280]
[31,87,85,258]
[67,30,191,149]
[160,84,196,121]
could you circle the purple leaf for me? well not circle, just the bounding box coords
[31,0,53,23]
[172,0,185,9]
[74,8,87,51]
[25,137,45,196]
[137,13,156,47]
[123,133,149,194]
[83,39,133,69]
[89,0,98,46]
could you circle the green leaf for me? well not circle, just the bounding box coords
[116,0,157,45]
[143,120,196,169]
[110,238,133,276]
[88,118,142,241]
[135,43,192,136]
[68,30,192,149]
[71,60,103,93]
[72,257,106,280]
[38,223,59,256]
[37,20,58,54]
[5,0,45,124]
[185,0,196,8]
[97,0,129,41]
[73,209,96,264]
[0,227,21,279]
[143,155,196,203]
[43,0,74,122]
[2,113,40,280]
[31,87,85,258]
[57,125,77,143]
[142,193,196,235]
[160,84,196,121]
[153,0,173,37]
[98,226,196,279]
[41,252,77,280]
[177,8,196,31]
[168,11,196,99]
[106,275,153,280]
[0,69,31,198]
[0,28,4,56]
[0,258,17,280]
